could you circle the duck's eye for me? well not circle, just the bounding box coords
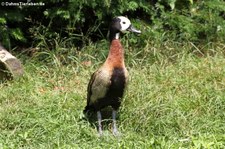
[122,22,126,24]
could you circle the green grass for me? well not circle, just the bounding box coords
[0,41,225,148]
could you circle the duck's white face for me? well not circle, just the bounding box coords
[109,16,141,41]
[117,16,131,32]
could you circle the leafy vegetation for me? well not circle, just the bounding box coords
[0,0,224,49]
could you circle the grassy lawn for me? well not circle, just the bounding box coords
[0,42,225,148]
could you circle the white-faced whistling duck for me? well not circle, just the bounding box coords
[84,16,141,136]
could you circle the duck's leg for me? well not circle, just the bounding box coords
[97,111,103,136]
[112,109,120,136]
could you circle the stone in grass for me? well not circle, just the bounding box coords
[0,44,24,81]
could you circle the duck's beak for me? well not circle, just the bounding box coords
[127,25,141,34]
